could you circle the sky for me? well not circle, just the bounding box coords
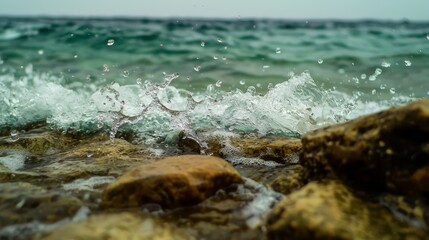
[1,0,428,21]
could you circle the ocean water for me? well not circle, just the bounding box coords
[1,17,428,144]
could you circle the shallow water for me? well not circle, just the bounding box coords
[1,17,428,143]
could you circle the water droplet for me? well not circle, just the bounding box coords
[404,60,412,67]
[222,56,227,61]
[38,49,44,55]
[215,80,222,87]
[213,56,219,60]
[107,39,115,46]
[103,64,110,72]
[389,88,396,94]
[338,68,345,74]
[193,66,201,72]
[317,59,323,64]
[136,78,142,85]
[275,48,281,54]
[372,89,377,94]
[74,55,78,58]
[224,46,228,50]
[375,68,382,75]
[122,70,129,77]
[381,61,391,68]
[217,38,223,43]
[380,84,387,90]
[239,80,246,85]
[360,74,367,79]
[97,122,104,129]
[369,75,377,81]
[10,130,19,142]
[256,83,261,88]
[426,34,429,40]
[352,77,359,84]
[262,65,270,69]
[247,86,256,95]
[201,41,205,47]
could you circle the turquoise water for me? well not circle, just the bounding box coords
[1,18,429,143]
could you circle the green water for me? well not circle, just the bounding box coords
[1,17,428,141]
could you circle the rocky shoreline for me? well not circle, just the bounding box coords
[0,99,428,239]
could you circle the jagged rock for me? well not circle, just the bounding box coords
[39,213,191,240]
[265,180,429,240]
[0,182,82,228]
[300,99,429,196]
[102,155,243,209]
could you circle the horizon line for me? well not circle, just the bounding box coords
[0,14,428,23]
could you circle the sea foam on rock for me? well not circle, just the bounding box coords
[102,155,243,209]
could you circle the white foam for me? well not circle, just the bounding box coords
[0,150,27,171]
[63,176,115,191]
[237,178,283,228]
[226,156,283,167]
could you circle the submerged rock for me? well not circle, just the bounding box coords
[102,155,243,209]
[30,139,156,183]
[265,180,429,240]
[0,182,82,228]
[39,213,191,240]
[301,99,429,196]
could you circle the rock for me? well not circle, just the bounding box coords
[30,139,157,183]
[265,180,429,240]
[208,136,301,163]
[269,165,306,195]
[300,99,429,196]
[230,137,301,162]
[39,213,191,240]
[102,155,243,209]
[0,129,75,155]
[0,182,82,228]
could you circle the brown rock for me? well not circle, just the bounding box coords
[0,182,82,228]
[269,165,306,195]
[39,213,191,240]
[300,99,429,196]
[30,139,156,182]
[231,137,301,162]
[102,155,243,209]
[265,180,429,240]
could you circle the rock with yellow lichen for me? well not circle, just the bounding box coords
[300,99,429,197]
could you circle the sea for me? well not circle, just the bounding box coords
[1,17,428,144]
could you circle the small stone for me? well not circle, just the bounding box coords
[102,155,242,208]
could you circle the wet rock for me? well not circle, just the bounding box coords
[269,165,306,195]
[265,180,429,240]
[30,139,157,183]
[208,136,301,162]
[231,137,301,162]
[102,155,243,209]
[0,129,75,155]
[39,213,191,240]
[300,99,429,196]
[0,182,82,228]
